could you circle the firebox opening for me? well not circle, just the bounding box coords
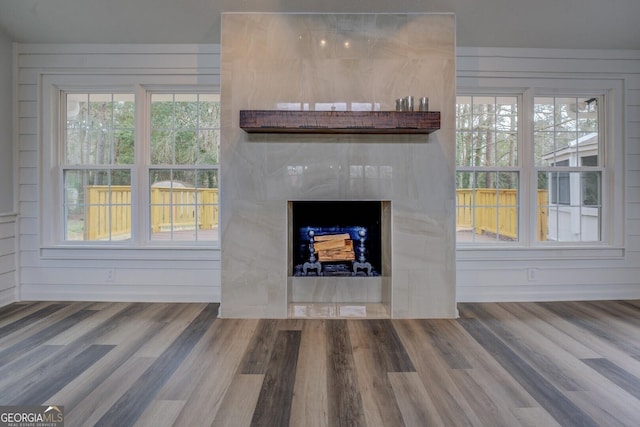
[291,201,382,277]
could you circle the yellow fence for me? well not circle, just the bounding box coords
[86,186,545,241]
[85,185,219,240]
[456,189,548,241]
[149,187,218,233]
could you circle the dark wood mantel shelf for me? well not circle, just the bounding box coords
[239,110,440,134]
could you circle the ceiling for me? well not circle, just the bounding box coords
[1,0,639,50]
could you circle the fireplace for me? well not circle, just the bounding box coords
[287,200,392,309]
[290,201,382,277]
[220,13,457,318]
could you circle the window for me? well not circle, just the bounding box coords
[148,93,220,241]
[456,95,519,243]
[456,91,612,248]
[534,96,601,242]
[51,85,220,247]
[549,160,570,205]
[63,93,135,241]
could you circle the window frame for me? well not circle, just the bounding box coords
[144,89,220,244]
[456,77,624,261]
[456,93,523,244]
[40,73,220,260]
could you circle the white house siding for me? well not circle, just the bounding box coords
[15,44,221,303]
[11,44,640,305]
[456,47,640,302]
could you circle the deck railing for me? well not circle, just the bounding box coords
[456,189,548,241]
[149,187,218,233]
[85,185,219,240]
[85,186,545,241]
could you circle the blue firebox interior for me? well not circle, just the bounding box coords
[291,201,382,276]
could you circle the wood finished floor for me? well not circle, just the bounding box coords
[0,300,639,426]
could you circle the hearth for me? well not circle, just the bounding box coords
[290,201,381,277]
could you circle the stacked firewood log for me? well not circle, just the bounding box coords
[313,233,355,261]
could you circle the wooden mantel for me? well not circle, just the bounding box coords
[239,110,440,134]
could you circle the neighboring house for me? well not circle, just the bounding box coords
[543,132,600,242]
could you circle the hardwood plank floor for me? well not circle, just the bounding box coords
[1,300,639,427]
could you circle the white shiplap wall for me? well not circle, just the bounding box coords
[0,28,15,306]
[15,44,221,303]
[0,214,17,305]
[11,44,640,305]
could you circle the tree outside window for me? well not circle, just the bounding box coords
[456,95,519,243]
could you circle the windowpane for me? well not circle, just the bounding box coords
[537,171,601,242]
[456,131,472,167]
[582,170,601,206]
[548,168,570,205]
[65,93,134,165]
[149,168,219,241]
[455,96,518,168]
[151,130,174,164]
[175,94,199,128]
[534,97,554,131]
[63,169,132,241]
[198,94,222,127]
[495,132,518,166]
[198,129,221,164]
[534,96,599,166]
[576,133,599,159]
[456,170,519,243]
[534,131,555,166]
[456,97,472,130]
[151,93,221,166]
[175,130,198,164]
[456,171,474,239]
[555,97,578,132]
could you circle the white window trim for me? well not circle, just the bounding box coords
[39,72,221,260]
[456,76,624,261]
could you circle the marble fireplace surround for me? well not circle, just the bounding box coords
[220,13,457,318]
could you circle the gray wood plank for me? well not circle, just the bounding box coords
[541,301,640,356]
[250,330,301,427]
[239,319,279,375]
[93,303,218,427]
[0,308,97,365]
[365,319,415,372]
[348,320,407,426]
[458,307,600,427]
[392,319,480,426]
[419,319,473,370]
[581,357,640,400]
[10,344,114,405]
[325,320,366,426]
[0,303,66,338]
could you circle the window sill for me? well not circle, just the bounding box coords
[456,245,624,261]
[40,245,220,261]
